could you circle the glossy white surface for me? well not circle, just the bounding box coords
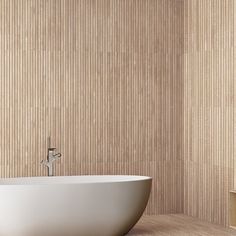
[0,175,152,236]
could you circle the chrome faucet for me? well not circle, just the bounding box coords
[41,147,62,176]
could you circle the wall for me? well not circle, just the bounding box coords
[0,0,184,215]
[2,0,235,225]
[183,0,235,226]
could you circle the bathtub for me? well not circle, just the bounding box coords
[0,175,152,236]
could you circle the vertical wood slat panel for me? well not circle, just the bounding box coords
[183,0,235,226]
[0,0,184,215]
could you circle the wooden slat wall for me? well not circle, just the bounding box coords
[0,0,184,215]
[183,0,235,226]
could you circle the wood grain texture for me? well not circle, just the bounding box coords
[128,214,236,235]
[183,0,235,226]
[229,191,236,229]
[0,0,184,215]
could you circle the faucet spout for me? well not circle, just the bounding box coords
[40,160,50,168]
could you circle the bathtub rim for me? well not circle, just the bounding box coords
[0,175,152,185]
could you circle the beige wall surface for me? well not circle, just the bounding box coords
[183,0,235,226]
[0,0,184,215]
[2,0,235,225]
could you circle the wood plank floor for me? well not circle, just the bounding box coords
[128,214,236,236]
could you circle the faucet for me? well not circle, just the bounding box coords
[41,147,62,176]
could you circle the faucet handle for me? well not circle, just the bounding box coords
[52,153,62,160]
[48,147,57,151]
[54,153,61,158]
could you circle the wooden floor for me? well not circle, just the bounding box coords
[128,214,236,236]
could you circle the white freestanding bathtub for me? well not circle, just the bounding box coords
[0,175,152,236]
